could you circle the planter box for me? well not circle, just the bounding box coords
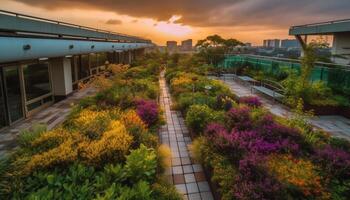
[304,104,350,118]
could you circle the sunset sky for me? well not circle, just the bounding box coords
[2,0,350,46]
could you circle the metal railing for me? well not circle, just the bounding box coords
[291,18,350,29]
[0,9,150,43]
[225,54,350,71]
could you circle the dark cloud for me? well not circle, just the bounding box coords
[106,19,122,25]
[13,0,350,29]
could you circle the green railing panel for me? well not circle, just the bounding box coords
[220,55,350,96]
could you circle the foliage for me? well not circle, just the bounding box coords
[157,144,172,172]
[124,145,157,184]
[267,154,328,198]
[0,52,180,199]
[185,105,224,134]
[239,96,262,107]
[17,124,47,149]
[135,99,160,127]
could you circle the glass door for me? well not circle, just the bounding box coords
[3,66,24,124]
[0,74,7,128]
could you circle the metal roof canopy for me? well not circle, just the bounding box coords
[290,18,350,35]
[0,10,151,43]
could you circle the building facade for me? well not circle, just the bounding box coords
[281,39,301,49]
[166,41,178,52]
[181,39,193,51]
[263,39,281,48]
[0,11,152,130]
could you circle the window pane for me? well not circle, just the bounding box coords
[3,66,23,123]
[97,53,107,66]
[80,55,90,79]
[0,74,7,128]
[23,63,51,101]
[89,53,97,69]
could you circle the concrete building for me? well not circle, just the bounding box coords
[290,19,350,64]
[263,39,281,48]
[166,41,178,52]
[281,39,301,49]
[0,10,152,130]
[181,39,193,51]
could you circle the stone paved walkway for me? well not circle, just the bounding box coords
[0,87,97,156]
[159,72,214,200]
[211,74,350,140]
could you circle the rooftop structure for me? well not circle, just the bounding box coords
[0,10,152,130]
[290,18,350,64]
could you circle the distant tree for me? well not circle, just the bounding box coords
[196,35,243,67]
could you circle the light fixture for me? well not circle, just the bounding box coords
[65,55,72,58]
[23,44,31,50]
[39,57,48,61]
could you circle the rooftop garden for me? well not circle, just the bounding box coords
[0,53,182,200]
[200,35,350,116]
[165,52,350,199]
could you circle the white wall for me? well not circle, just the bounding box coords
[50,57,73,96]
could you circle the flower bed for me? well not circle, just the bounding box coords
[0,54,182,200]
[166,58,350,200]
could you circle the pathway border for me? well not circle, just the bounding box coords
[159,72,214,200]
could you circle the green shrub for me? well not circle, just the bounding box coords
[17,124,47,148]
[124,145,157,184]
[176,92,216,112]
[152,179,182,200]
[185,105,224,134]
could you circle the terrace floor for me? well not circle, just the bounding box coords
[0,87,97,157]
[210,74,350,141]
[159,72,214,200]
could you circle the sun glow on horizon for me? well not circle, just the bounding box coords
[154,15,192,37]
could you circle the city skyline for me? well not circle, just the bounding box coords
[2,0,350,45]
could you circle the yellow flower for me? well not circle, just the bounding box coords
[79,120,133,165]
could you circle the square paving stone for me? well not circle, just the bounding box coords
[175,184,187,194]
[181,157,191,165]
[192,164,203,172]
[186,183,199,194]
[188,193,201,200]
[194,172,206,182]
[184,173,196,183]
[183,165,194,174]
[173,174,185,184]
[172,166,183,174]
[200,192,214,200]
[172,158,181,166]
[197,181,210,192]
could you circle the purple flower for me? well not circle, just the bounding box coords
[226,106,253,131]
[239,96,262,107]
[135,99,159,127]
[313,145,350,178]
[205,123,227,137]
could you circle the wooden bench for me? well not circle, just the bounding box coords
[251,79,285,102]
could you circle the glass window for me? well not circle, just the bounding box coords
[3,66,23,123]
[97,53,107,66]
[71,56,78,83]
[80,55,90,79]
[23,63,51,101]
[107,52,115,64]
[0,74,7,128]
[89,53,97,69]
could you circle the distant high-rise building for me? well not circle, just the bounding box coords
[166,41,177,51]
[181,39,193,51]
[281,39,301,49]
[263,39,280,48]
